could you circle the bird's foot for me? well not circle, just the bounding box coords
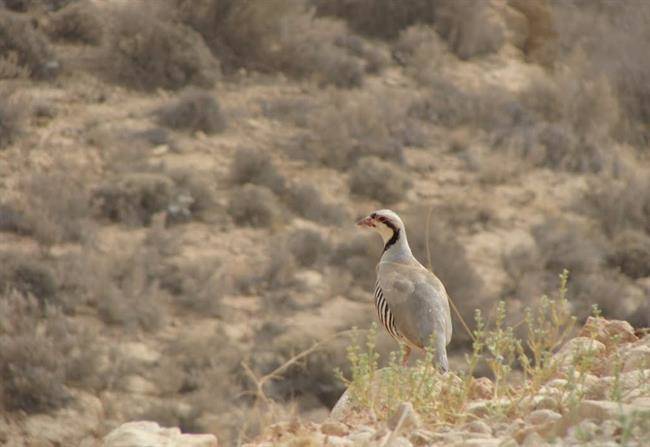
[401,345,411,367]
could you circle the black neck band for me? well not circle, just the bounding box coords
[383,228,400,252]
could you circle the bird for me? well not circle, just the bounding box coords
[357,209,453,371]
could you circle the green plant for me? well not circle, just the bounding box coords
[519,270,576,389]
[337,270,586,425]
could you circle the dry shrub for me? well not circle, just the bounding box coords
[174,0,369,87]
[159,258,225,316]
[285,181,349,226]
[105,5,220,91]
[156,89,226,134]
[14,169,93,245]
[287,228,330,268]
[516,70,620,172]
[228,184,281,228]
[299,91,408,169]
[0,90,28,148]
[96,228,171,331]
[434,0,505,59]
[0,203,32,235]
[3,0,72,12]
[583,173,650,238]
[261,97,317,128]
[230,147,286,195]
[348,156,412,203]
[93,173,176,226]
[0,11,58,79]
[608,230,650,280]
[395,24,447,83]
[269,11,365,88]
[165,168,216,223]
[548,0,650,145]
[0,252,57,307]
[314,0,436,40]
[503,217,632,320]
[0,291,100,413]
[316,0,504,59]
[531,217,606,277]
[407,77,482,128]
[47,2,103,45]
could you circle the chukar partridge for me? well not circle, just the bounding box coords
[357,209,452,371]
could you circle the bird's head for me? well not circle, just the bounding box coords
[356,209,405,245]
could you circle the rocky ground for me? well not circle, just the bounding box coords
[243,318,650,447]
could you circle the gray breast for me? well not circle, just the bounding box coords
[374,280,401,340]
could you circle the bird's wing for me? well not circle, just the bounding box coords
[377,262,453,347]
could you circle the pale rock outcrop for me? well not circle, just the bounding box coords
[103,421,217,447]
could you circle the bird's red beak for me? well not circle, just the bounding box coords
[356,216,375,228]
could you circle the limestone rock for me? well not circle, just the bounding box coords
[469,377,494,400]
[329,388,353,421]
[579,317,637,347]
[526,409,561,426]
[553,337,606,369]
[387,402,421,432]
[320,421,348,437]
[465,420,492,435]
[622,345,650,372]
[103,421,217,447]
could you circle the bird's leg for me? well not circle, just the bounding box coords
[401,345,411,367]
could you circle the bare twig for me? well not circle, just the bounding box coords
[241,328,358,404]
